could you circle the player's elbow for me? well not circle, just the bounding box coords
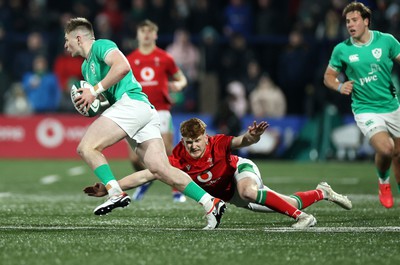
[117,64,130,79]
[323,73,330,87]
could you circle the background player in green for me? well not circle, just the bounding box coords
[64,17,226,229]
[324,2,400,208]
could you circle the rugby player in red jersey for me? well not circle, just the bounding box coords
[126,19,187,202]
[84,118,352,228]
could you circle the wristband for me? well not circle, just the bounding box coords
[90,82,105,97]
[337,83,343,92]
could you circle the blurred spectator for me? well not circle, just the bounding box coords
[53,49,84,112]
[315,8,346,42]
[94,13,121,45]
[9,0,29,33]
[122,0,149,40]
[0,60,10,112]
[0,22,9,63]
[4,82,32,116]
[222,0,253,38]
[97,0,123,34]
[21,54,61,113]
[148,0,171,34]
[213,80,247,137]
[219,33,255,94]
[255,0,287,35]
[296,0,331,36]
[225,80,248,119]
[249,73,286,118]
[12,31,47,82]
[198,26,220,114]
[0,0,11,31]
[241,59,262,96]
[212,97,242,138]
[166,28,200,112]
[277,29,313,115]
[386,1,400,40]
[26,0,51,32]
[371,0,389,31]
[169,0,190,30]
[199,26,220,74]
[71,0,95,22]
[188,0,221,34]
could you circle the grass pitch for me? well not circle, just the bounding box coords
[1,159,400,265]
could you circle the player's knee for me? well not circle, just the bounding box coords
[379,145,394,157]
[373,138,394,157]
[76,142,102,159]
[146,163,168,180]
[76,143,86,158]
[239,185,258,202]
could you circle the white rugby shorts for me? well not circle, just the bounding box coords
[102,93,161,144]
[354,107,400,139]
[157,110,174,134]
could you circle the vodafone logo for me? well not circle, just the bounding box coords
[197,171,212,183]
[36,118,64,148]
[140,67,155,81]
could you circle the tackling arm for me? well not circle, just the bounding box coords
[83,169,156,197]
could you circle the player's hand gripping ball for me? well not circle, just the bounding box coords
[70,80,101,117]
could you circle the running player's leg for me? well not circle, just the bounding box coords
[78,116,131,215]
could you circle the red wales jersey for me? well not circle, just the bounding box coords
[126,47,179,110]
[169,135,239,201]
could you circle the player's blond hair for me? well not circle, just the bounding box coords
[180,118,207,139]
[65,17,95,37]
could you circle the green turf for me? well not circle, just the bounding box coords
[1,159,399,265]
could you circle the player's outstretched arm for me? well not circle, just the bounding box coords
[231,121,269,149]
[83,169,156,197]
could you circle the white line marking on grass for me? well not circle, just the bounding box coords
[0,192,11,198]
[40,175,60,185]
[1,226,399,233]
[266,177,359,185]
[264,226,400,233]
[338,178,360,185]
[68,166,86,176]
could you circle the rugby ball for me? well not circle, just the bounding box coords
[70,80,101,117]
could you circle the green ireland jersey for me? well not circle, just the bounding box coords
[328,30,400,114]
[81,39,150,106]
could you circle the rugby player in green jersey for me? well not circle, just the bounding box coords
[324,2,400,208]
[64,17,226,228]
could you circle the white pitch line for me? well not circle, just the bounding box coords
[0,192,11,198]
[0,226,399,232]
[40,175,60,185]
[264,226,400,233]
[68,166,86,176]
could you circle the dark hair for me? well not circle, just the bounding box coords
[343,1,371,26]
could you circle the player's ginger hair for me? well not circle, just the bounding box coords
[180,118,207,139]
